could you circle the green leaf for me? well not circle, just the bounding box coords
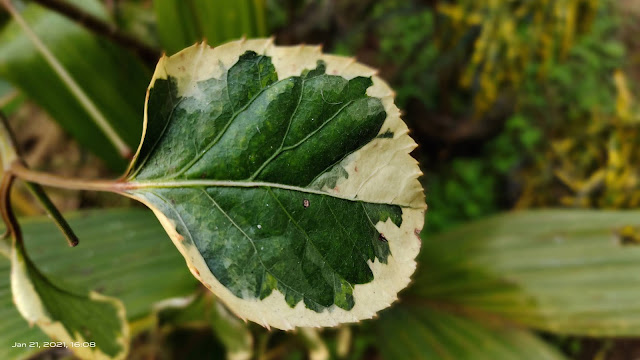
[376,305,567,360]
[0,265,44,360]
[10,241,128,360]
[412,210,640,336]
[154,0,267,55]
[0,209,200,360]
[0,0,150,170]
[123,39,426,329]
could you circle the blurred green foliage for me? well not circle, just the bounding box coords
[344,0,634,234]
[154,0,267,55]
[510,7,633,209]
[3,0,640,359]
[0,0,150,170]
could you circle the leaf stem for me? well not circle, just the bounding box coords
[9,162,123,193]
[0,172,21,245]
[29,0,160,66]
[0,235,9,258]
[0,0,132,159]
[1,112,81,247]
[0,111,19,170]
[23,182,79,247]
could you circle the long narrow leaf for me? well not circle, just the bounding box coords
[0,0,150,170]
[376,305,566,360]
[153,0,267,54]
[411,210,640,336]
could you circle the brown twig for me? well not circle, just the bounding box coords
[29,0,161,66]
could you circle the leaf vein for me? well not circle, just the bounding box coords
[170,77,271,179]
[200,188,318,306]
[249,75,306,180]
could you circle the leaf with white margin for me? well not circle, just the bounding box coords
[122,38,426,330]
[11,241,129,360]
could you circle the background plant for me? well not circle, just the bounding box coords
[3,0,640,359]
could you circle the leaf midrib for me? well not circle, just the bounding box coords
[125,179,419,209]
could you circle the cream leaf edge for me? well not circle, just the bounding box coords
[127,38,426,330]
[10,246,130,360]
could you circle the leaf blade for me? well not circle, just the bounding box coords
[412,210,640,336]
[153,0,267,55]
[11,240,129,360]
[376,305,567,360]
[0,0,150,170]
[0,209,200,360]
[125,39,425,329]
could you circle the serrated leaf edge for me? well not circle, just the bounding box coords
[127,39,426,330]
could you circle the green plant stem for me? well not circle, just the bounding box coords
[252,0,267,36]
[0,172,21,245]
[0,233,9,258]
[0,0,132,158]
[0,112,19,170]
[1,112,80,247]
[23,182,79,247]
[0,112,20,245]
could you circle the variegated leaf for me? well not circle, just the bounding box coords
[10,242,129,360]
[122,39,426,329]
